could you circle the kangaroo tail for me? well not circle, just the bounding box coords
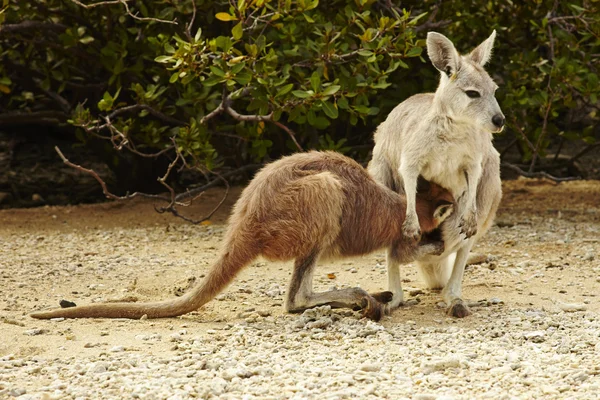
[30,248,255,319]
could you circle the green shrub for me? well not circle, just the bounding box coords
[1,0,598,183]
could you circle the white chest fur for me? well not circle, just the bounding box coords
[419,130,483,198]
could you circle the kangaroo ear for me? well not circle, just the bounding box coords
[469,30,496,66]
[427,32,460,77]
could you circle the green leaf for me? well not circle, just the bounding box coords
[406,47,422,58]
[303,13,314,23]
[322,85,341,96]
[169,72,179,83]
[232,22,243,40]
[154,55,173,63]
[210,66,226,77]
[321,100,338,119]
[276,83,294,97]
[234,71,252,85]
[310,73,321,92]
[79,36,94,44]
[292,90,313,98]
[215,12,238,21]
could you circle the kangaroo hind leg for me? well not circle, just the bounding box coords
[285,249,384,321]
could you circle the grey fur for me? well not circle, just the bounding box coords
[368,31,504,317]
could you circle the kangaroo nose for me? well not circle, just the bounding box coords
[492,114,505,129]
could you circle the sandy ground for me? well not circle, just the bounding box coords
[1,178,600,399]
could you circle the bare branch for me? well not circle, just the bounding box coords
[272,120,303,151]
[120,0,178,25]
[0,110,67,126]
[68,0,177,25]
[33,78,72,114]
[200,101,226,124]
[175,164,261,202]
[160,175,231,225]
[501,162,579,182]
[413,2,452,33]
[225,106,273,122]
[54,146,172,202]
[185,0,197,42]
[68,0,128,8]
[200,88,301,149]
[104,104,186,127]
[0,21,68,34]
[569,143,600,163]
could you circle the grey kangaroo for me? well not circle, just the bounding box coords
[368,31,504,317]
[31,151,455,322]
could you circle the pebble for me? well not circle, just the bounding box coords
[359,363,382,372]
[557,302,587,312]
[421,357,464,374]
[3,213,600,400]
[24,329,49,336]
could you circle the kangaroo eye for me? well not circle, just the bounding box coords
[465,90,481,99]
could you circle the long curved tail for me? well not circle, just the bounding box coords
[30,249,255,319]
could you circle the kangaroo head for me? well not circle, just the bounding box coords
[427,30,505,133]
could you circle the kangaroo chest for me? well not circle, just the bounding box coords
[420,138,481,198]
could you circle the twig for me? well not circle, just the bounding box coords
[162,175,231,225]
[104,104,186,127]
[225,107,272,122]
[54,146,171,201]
[174,164,261,202]
[0,21,68,34]
[501,162,579,182]
[200,101,226,124]
[69,0,177,25]
[54,146,256,224]
[499,137,519,159]
[272,120,303,151]
[185,0,197,42]
[68,0,128,9]
[0,110,67,126]
[120,0,178,25]
[33,78,72,114]
[413,1,452,33]
[529,89,555,172]
[200,88,302,150]
[569,143,600,163]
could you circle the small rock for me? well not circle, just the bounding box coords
[557,302,587,312]
[421,357,463,374]
[24,328,49,336]
[583,252,595,261]
[305,317,333,330]
[88,362,109,374]
[523,331,545,343]
[110,345,125,352]
[360,363,381,372]
[9,389,26,397]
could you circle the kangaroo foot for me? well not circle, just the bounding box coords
[447,299,472,318]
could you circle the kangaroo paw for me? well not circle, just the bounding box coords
[360,296,384,321]
[402,219,422,242]
[371,291,394,304]
[459,214,478,238]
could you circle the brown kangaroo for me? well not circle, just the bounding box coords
[31,151,454,321]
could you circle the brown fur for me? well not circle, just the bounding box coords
[31,151,454,321]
